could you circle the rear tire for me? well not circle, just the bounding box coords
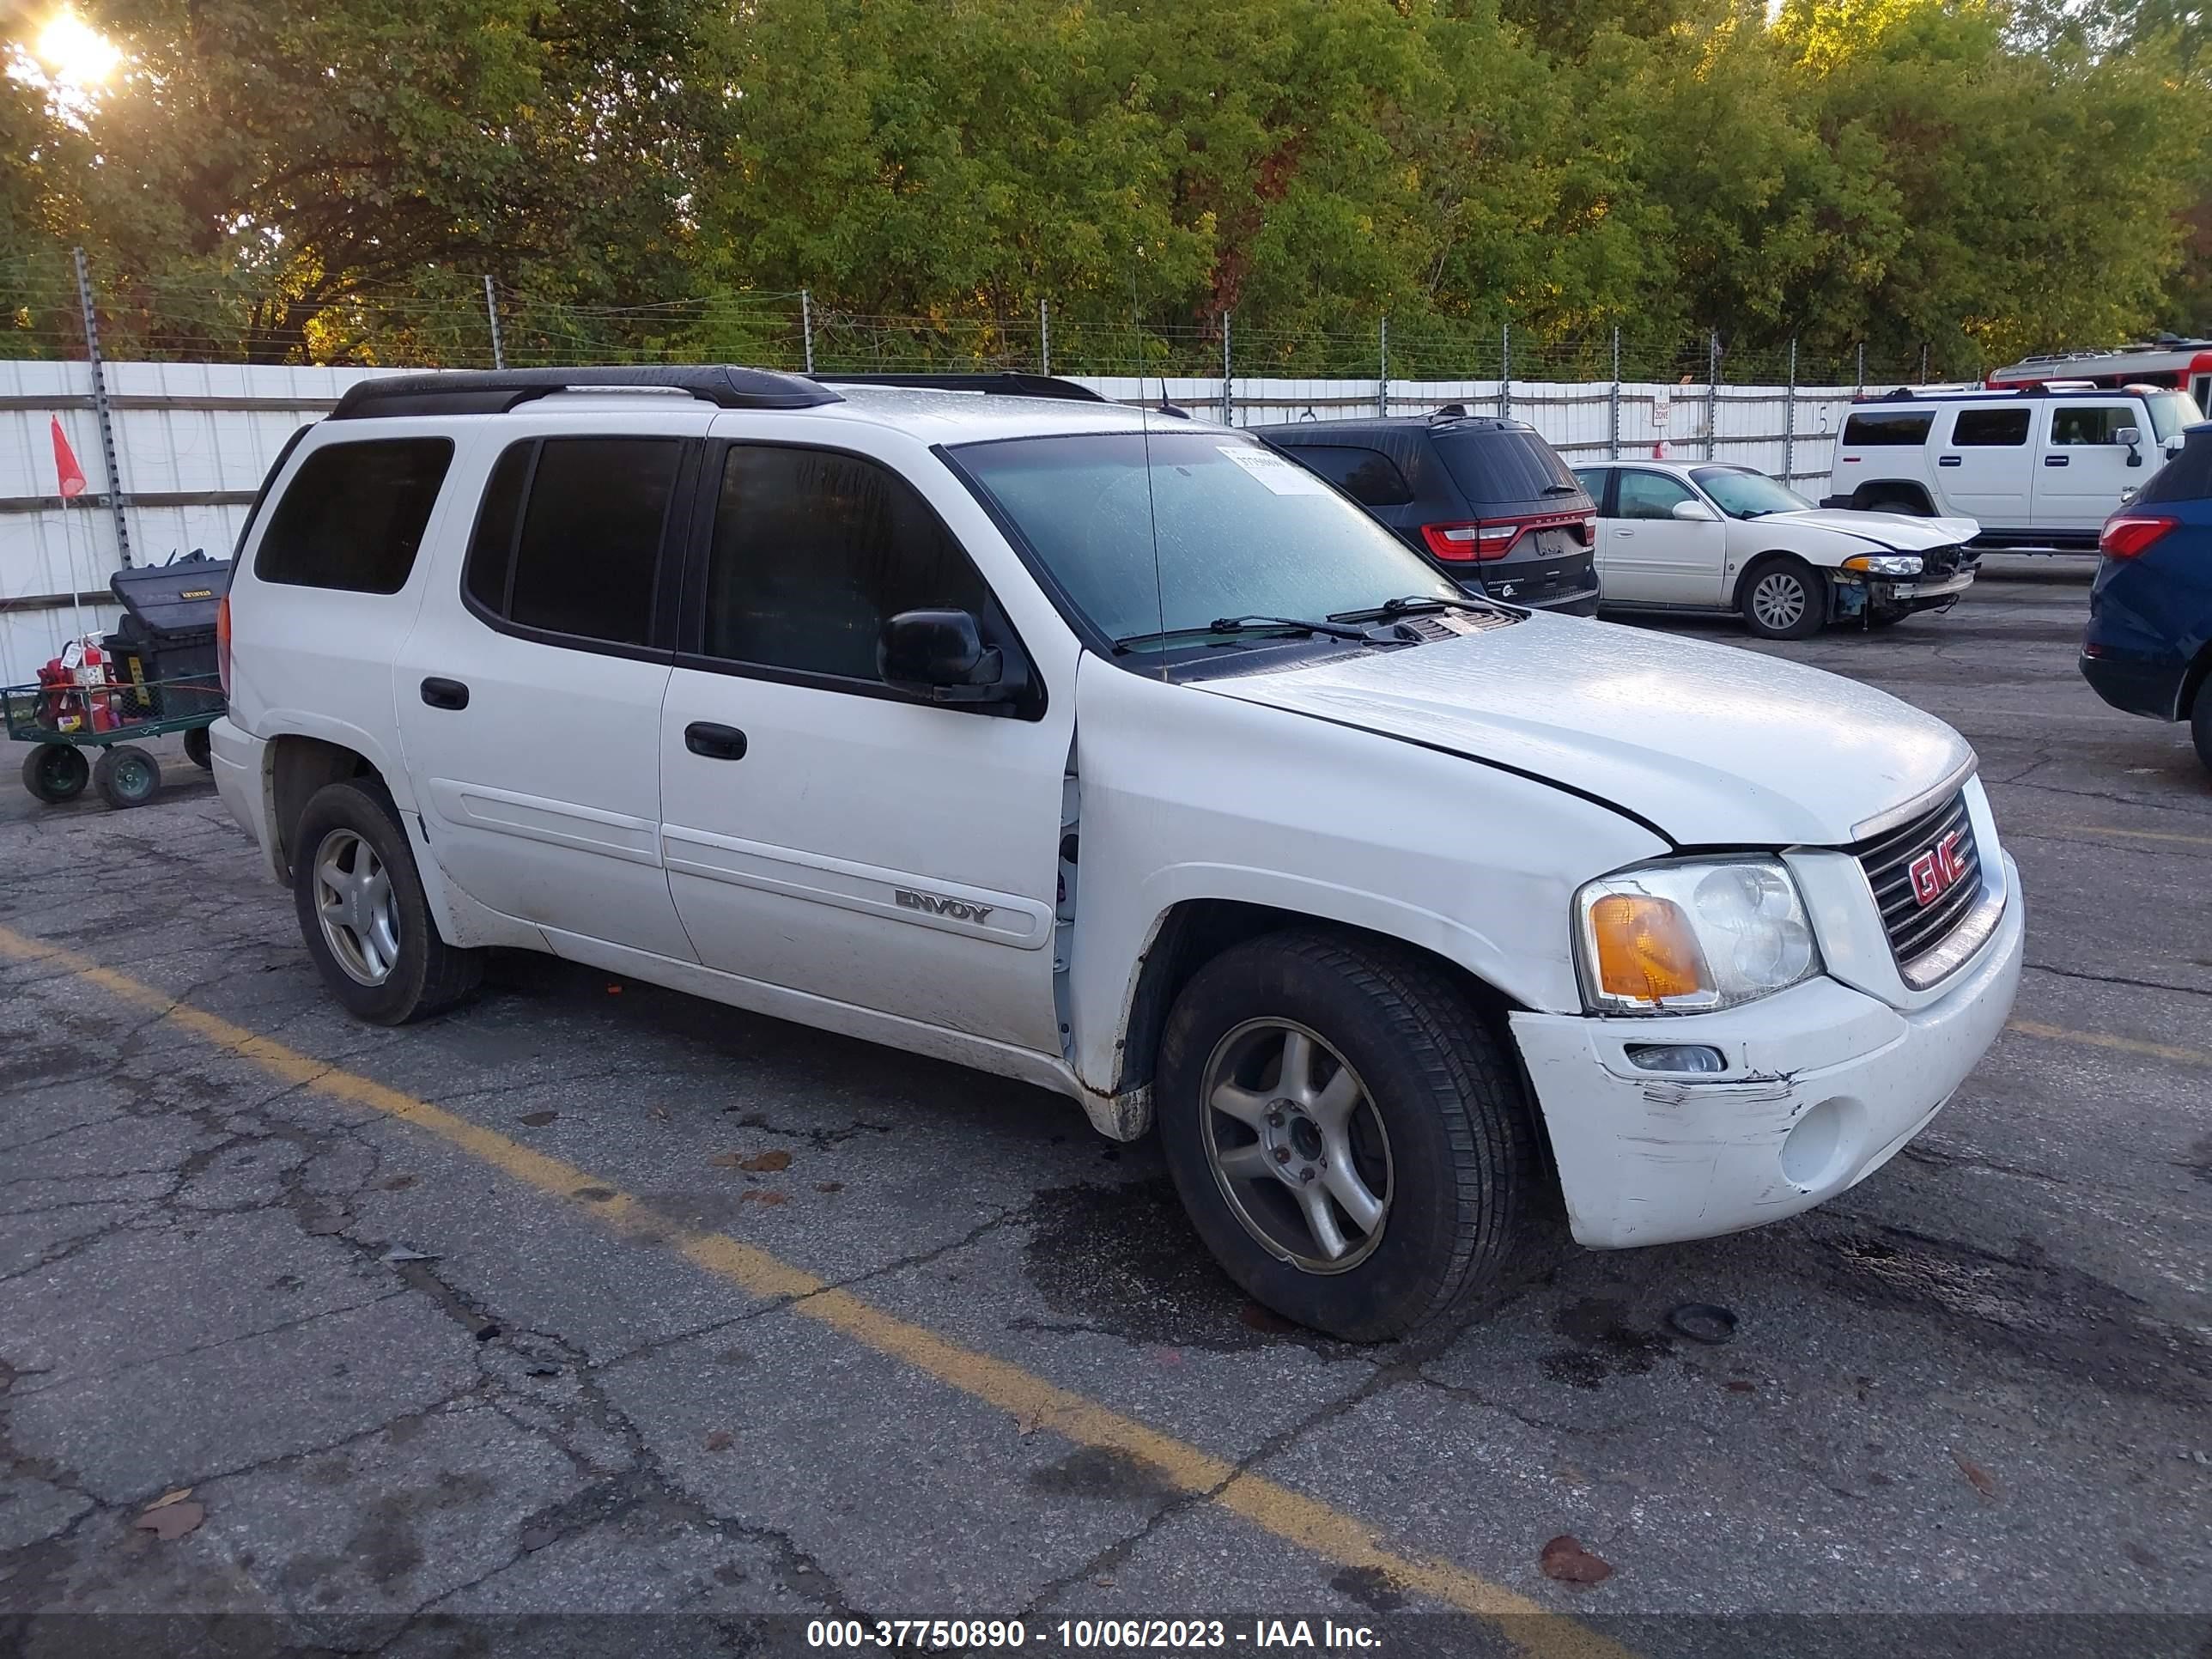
[21,744,90,805]
[1155,929,1540,1342]
[182,726,212,769]
[1741,556,1826,640]
[1864,490,1931,517]
[92,744,161,809]
[291,778,484,1024]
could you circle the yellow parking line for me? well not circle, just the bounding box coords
[2006,1019,2209,1067]
[0,923,1626,1659]
[2057,824,2212,848]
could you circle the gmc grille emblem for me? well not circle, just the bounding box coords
[1907,830,1968,908]
[895,888,994,926]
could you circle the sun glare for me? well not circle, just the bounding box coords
[33,11,121,86]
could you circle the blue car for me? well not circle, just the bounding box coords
[2080,421,2212,775]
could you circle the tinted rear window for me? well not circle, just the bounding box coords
[254,439,453,593]
[1274,443,1415,507]
[1951,408,2030,447]
[1431,427,1581,507]
[1841,411,1934,447]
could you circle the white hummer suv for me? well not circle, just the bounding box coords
[210,367,2026,1340]
[1822,385,2203,551]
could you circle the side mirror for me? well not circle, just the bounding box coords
[878,610,1010,706]
[1671,499,1721,523]
[2117,425,2144,467]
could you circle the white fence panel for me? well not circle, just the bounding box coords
[2,359,1862,678]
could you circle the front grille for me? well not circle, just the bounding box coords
[1853,790,1983,976]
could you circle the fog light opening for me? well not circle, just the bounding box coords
[1624,1043,1728,1074]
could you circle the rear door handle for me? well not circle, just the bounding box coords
[1938,455,1962,467]
[2045,455,2069,467]
[420,678,470,710]
[684,721,748,761]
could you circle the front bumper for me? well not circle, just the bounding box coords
[1507,855,2024,1249]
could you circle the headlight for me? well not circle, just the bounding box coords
[1573,860,1822,1013]
[1843,553,1922,577]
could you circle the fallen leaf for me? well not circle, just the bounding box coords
[1725,1380,1756,1394]
[518,1110,557,1127]
[382,1175,416,1191]
[704,1431,733,1452]
[1952,1449,1998,1502]
[1539,1534,1613,1586]
[134,1500,204,1541]
[147,1488,192,1510]
[650,1106,670,1122]
[739,1151,792,1172]
[739,1190,788,1206]
[815,1181,844,1194]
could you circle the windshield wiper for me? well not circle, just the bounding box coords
[1329,592,1512,623]
[1542,482,1581,495]
[1111,614,1376,653]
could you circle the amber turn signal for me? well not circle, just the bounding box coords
[1587,893,1710,1004]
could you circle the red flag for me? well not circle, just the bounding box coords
[51,417,88,500]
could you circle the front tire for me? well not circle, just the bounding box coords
[1741,556,1826,640]
[291,778,484,1024]
[2192,689,2212,777]
[1156,930,1540,1341]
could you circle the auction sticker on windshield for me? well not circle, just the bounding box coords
[1218,444,1332,495]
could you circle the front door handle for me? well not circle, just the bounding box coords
[1938,455,1962,467]
[2045,455,2069,467]
[420,677,470,710]
[1615,527,1636,538]
[684,721,748,761]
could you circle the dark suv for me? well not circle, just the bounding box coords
[2080,420,2212,775]
[1264,413,1599,614]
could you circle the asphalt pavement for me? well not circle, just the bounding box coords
[2,555,2207,1659]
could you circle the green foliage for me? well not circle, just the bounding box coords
[3,0,2207,367]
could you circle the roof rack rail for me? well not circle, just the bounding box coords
[806,372,1106,403]
[329,366,842,421]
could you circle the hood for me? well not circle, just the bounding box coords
[1768,508,1980,550]
[1200,614,1972,847]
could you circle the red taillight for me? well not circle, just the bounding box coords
[2100,514,2179,558]
[1569,514,1595,547]
[216,593,232,694]
[1421,521,1519,562]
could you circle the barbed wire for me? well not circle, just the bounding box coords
[2,248,1985,386]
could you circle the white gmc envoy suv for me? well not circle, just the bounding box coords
[209,367,2025,1340]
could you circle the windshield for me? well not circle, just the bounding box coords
[950,430,1462,651]
[1688,466,1814,519]
[2143,391,2203,442]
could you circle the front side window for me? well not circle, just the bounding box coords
[1841,410,1934,447]
[703,446,990,681]
[2050,406,2136,447]
[949,430,1460,652]
[1688,467,1812,520]
[2142,391,2203,442]
[462,437,680,647]
[1950,408,2031,447]
[255,438,453,593]
[1276,443,1415,507]
[1615,471,1698,520]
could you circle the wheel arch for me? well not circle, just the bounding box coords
[2179,640,2212,720]
[1732,547,1824,613]
[1109,898,1532,1103]
[1850,480,1936,515]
